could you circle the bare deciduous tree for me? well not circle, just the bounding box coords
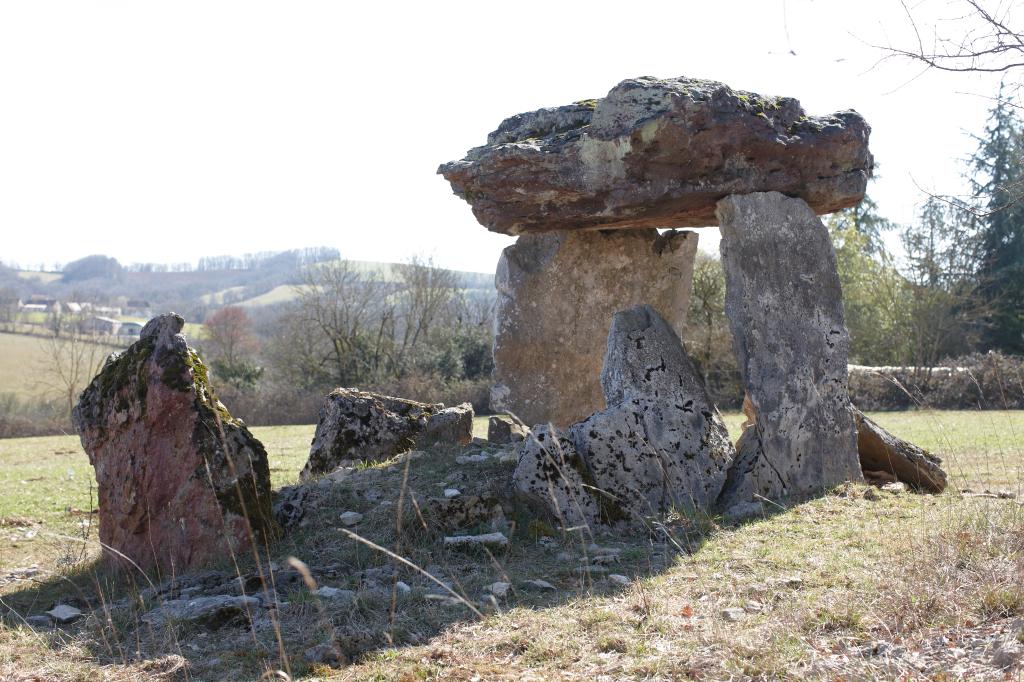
[882,0,1024,77]
[41,330,111,421]
[295,260,392,385]
[393,256,458,372]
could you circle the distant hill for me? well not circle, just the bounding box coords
[0,250,496,320]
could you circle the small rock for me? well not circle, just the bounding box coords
[578,565,609,575]
[744,601,764,613]
[608,574,631,586]
[339,511,364,526]
[455,453,489,465]
[587,544,621,555]
[304,642,345,666]
[395,581,411,595]
[487,415,530,445]
[443,489,462,499]
[487,582,511,599]
[313,587,356,601]
[992,635,1024,670]
[592,554,620,565]
[141,595,259,629]
[443,532,509,550]
[25,615,52,628]
[721,607,745,622]
[881,482,906,494]
[521,579,557,592]
[45,605,82,624]
[424,594,467,607]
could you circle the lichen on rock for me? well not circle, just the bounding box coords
[512,305,735,528]
[300,389,474,480]
[72,313,278,572]
[439,75,872,235]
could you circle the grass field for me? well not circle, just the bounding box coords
[0,410,1021,680]
[0,333,124,400]
[0,411,1018,575]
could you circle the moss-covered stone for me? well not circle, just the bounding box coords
[72,313,279,572]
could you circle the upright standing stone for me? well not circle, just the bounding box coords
[715,192,861,514]
[492,228,697,426]
[513,305,734,527]
[72,314,278,571]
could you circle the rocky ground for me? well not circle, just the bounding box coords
[0,419,1022,680]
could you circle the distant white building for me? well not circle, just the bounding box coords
[80,316,121,336]
[118,321,143,338]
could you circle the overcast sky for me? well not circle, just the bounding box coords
[0,0,1009,273]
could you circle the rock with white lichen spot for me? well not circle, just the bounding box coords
[72,313,278,572]
[439,75,872,235]
[301,390,474,480]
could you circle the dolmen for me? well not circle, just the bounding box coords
[441,75,945,522]
[73,314,278,571]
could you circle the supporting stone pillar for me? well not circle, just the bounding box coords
[492,228,697,427]
[715,192,861,514]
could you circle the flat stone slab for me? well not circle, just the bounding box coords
[443,532,509,550]
[141,595,260,630]
[439,75,872,234]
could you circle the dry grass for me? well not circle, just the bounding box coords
[0,410,1021,680]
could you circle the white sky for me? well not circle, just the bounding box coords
[0,0,1009,274]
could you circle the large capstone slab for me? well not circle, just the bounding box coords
[493,228,696,427]
[714,192,862,515]
[513,305,734,527]
[439,76,872,235]
[72,313,278,571]
[301,389,473,479]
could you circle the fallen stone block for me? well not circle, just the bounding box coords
[302,389,441,479]
[487,414,530,444]
[422,403,475,447]
[854,408,947,493]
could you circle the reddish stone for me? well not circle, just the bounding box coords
[72,314,277,572]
